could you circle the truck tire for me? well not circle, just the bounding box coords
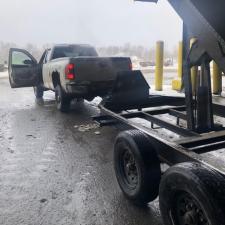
[55,85,71,113]
[114,130,161,205]
[159,162,225,225]
[33,85,44,98]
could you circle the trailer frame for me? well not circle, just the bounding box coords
[94,96,225,176]
[92,70,225,225]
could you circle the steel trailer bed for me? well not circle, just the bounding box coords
[95,97,225,175]
[93,70,225,225]
[95,1,225,224]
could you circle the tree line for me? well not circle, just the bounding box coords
[0,41,178,64]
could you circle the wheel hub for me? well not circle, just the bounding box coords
[56,92,61,103]
[174,192,209,225]
[184,210,197,224]
[123,150,138,187]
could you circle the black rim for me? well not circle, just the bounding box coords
[56,90,61,105]
[120,147,138,189]
[171,192,210,225]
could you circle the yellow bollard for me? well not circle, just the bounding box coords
[178,41,183,79]
[212,61,222,95]
[190,38,198,94]
[155,41,164,91]
[172,41,183,91]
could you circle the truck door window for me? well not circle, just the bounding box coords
[39,51,47,64]
[52,48,66,59]
[42,49,51,63]
[12,51,33,66]
[46,49,52,62]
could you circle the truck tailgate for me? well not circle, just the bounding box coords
[72,57,131,82]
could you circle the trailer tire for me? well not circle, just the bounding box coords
[77,98,84,103]
[159,162,225,225]
[114,130,161,205]
[55,85,71,113]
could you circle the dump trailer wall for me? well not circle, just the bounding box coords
[190,0,225,41]
[136,0,225,73]
[168,0,225,73]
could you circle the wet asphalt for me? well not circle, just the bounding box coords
[0,75,163,225]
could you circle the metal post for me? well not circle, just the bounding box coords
[178,41,183,79]
[196,61,214,132]
[183,24,195,131]
[172,41,183,91]
[155,41,164,91]
[190,38,198,94]
[212,61,222,95]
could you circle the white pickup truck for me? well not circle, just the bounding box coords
[8,44,132,112]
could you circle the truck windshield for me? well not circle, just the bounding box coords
[52,46,98,59]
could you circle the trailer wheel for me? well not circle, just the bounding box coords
[159,162,225,225]
[77,98,84,103]
[114,130,161,205]
[55,85,71,113]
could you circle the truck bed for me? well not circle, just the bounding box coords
[71,57,131,82]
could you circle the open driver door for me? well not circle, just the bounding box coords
[8,48,41,88]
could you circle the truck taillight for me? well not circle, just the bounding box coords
[65,63,75,80]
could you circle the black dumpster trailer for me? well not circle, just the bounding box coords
[94,1,225,225]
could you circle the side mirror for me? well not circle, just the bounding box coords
[23,59,35,65]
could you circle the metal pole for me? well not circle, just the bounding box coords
[172,41,183,91]
[212,61,222,95]
[155,41,164,91]
[178,41,183,79]
[183,24,195,131]
[190,38,198,94]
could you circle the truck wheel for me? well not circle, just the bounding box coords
[55,85,71,113]
[33,85,44,98]
[114,130,161,205]
[159,162,225,225]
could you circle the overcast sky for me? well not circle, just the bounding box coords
[0,0,182,48]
